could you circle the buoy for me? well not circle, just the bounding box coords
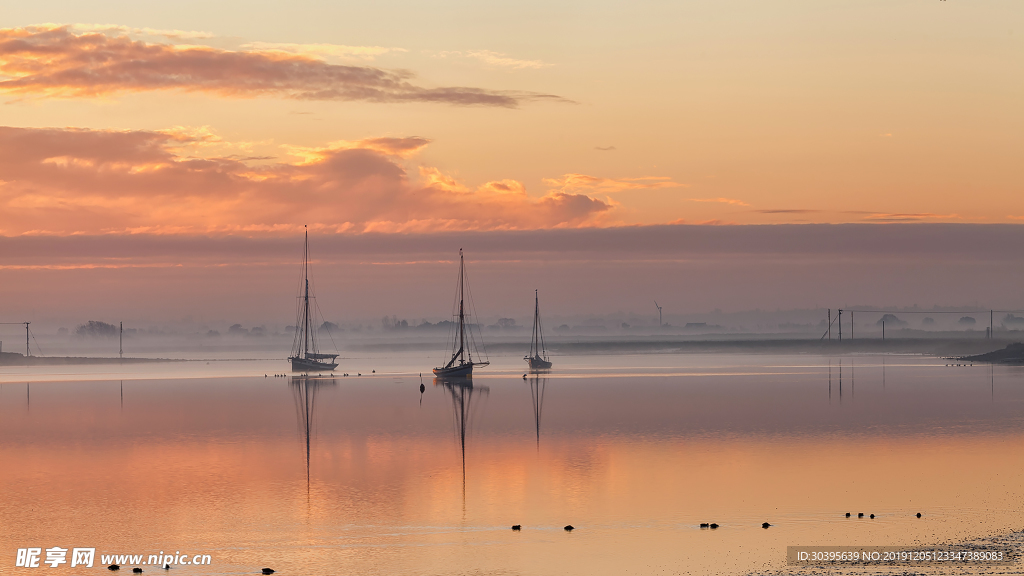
[762,522,771,529]
[564,525,574,531]
[511,525,521,531]
[420,383,425,393]
[108,566,120,571]
[372,370,375,373]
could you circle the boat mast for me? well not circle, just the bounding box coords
[303,227,311,359]
[458,248,466,365]
[532,290,540,358]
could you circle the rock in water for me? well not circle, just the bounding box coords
[564,525,574,531]
[262,570,275,575]
[108,566,120,571]
[709,523,719,529]
[762,522,771,529]
[512,525,521,531]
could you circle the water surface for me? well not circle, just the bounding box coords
[2,354,1023,575]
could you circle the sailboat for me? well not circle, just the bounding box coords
[289,228,339,373]
[525,289,552,369]
[433,249,489,378]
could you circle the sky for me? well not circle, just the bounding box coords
[1,1,1022,329]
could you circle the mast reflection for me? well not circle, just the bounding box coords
[436,377,489,497]
[528,375,546,446]
[290,375,337,495]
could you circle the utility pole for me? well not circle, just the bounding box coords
[990,310,994,340]
[828,309,831,340]
[851,311,854,340]
[838,310,842,341]
[882,320,885,341]
[25,322,30,357]
[654,301,662,327]
[119,322,123,359]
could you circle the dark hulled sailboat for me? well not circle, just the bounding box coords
[433,249,489,378]
[525,289,552,369]
[289,228,339,373]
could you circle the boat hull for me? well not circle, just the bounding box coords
[290,356,338,373]
[433,363,474,377]
[526,356,552,370]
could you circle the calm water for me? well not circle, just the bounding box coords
[2,353,1024,575]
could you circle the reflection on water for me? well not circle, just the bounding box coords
[290,375,336,494]
[436,377,489,498]
[529,375,546,445]
[2,355,1024,576]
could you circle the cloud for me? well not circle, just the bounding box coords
[284,136,432,163]
[240,42,406,60]
[858,212,961,223]
[0,126,612,236]
[687,197,749,207]
[0,26,566,107]
[433,50,550,69]
[65,23,215,40]
[755,209,821,214]
[543,173,683,194]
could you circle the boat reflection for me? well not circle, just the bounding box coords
[290,375,337,495]
[435,377,489,496]
[528,375,546,446]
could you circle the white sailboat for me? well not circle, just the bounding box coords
[289,228,339,373]
[433,249,489,378]
[525,289,552,369]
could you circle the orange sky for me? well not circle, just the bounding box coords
[0,3,1022,323]
[1,2,1022,234]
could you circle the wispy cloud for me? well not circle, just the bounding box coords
[0,26,566,107]
[687,197,749,206]
[240,41,406,60]
[433,49,550,69]
[0,126,612,236]
[756,209,821,214]
[65,23,215,40]
[858,212,961,222]
[543,173,683,194]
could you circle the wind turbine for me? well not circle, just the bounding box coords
[654,301,662,327]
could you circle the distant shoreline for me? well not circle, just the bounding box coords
[353,337,1019,358]
[0,353,184,366]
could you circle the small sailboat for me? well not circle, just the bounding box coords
[289,228,339,373]
[433,249,489,378]
[525,289,552,369]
